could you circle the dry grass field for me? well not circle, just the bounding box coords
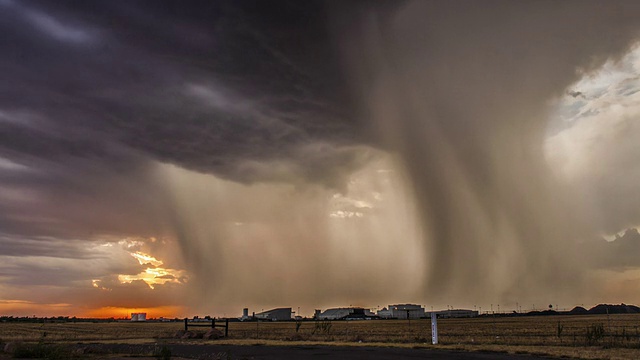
[2,314,640,359]
[0,321,181,342]
[233,314,640,347]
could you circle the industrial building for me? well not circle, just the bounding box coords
[317,307,375,320]
[377,307,393,319]
[253,307,292,321]
[377,304,426,319]
[240,308,251,321]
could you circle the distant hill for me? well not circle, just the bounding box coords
[568,306,588,315]
[526,310,558,316]
[523,304,640,317]
[587,303,640,315]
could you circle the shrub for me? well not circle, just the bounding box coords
[153,345,172,360]
[12,343,72,359]
[556,322,564,343]
[312,320,332,335]
[585,323,605,345]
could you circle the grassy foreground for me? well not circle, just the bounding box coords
[2,314,640,359]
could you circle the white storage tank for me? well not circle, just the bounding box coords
[131,312,147,321]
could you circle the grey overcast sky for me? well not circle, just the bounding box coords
[2,0,640,317]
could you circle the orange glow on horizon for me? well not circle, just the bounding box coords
[0,301,186,319]
[0,300,73,317]
[85,305,187,319]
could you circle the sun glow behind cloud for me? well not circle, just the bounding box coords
[130,252,163,267]
[539,44,640,303]
[546,44,640,236]
[117,267,186,290]
[112,245,187,290]
[0,236,191,317]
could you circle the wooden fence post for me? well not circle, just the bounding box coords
[184,318,188,332]
[225,318,229,337]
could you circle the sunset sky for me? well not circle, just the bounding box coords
[2,0,640,319]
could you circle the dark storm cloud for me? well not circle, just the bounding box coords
[0,0,362,187]
[0,235,98,259]
[0,158,172,240]
[0,261,98,287]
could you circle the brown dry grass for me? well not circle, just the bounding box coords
[0,321,182,342]
[227,314,640,347]
[2,315,640,359]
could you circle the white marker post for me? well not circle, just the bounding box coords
[431,312,438,345]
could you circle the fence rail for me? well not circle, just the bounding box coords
[184,318,229,337]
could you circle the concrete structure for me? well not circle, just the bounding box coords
[239,308,251,321]
[254,307,292,321]
[428,309,478,318]
[130,312,147,321]
[389,304,426,319]
[317,307,375,320]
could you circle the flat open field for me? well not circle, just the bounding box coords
[231,314,640,346]
[4,314,639,345]
[2,315,640,359]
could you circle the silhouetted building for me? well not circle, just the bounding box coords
[254,308,292,321]
[389,304,425,319]
[377,307,393,319]
[317,307,375,320]
[239,308,251,321]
